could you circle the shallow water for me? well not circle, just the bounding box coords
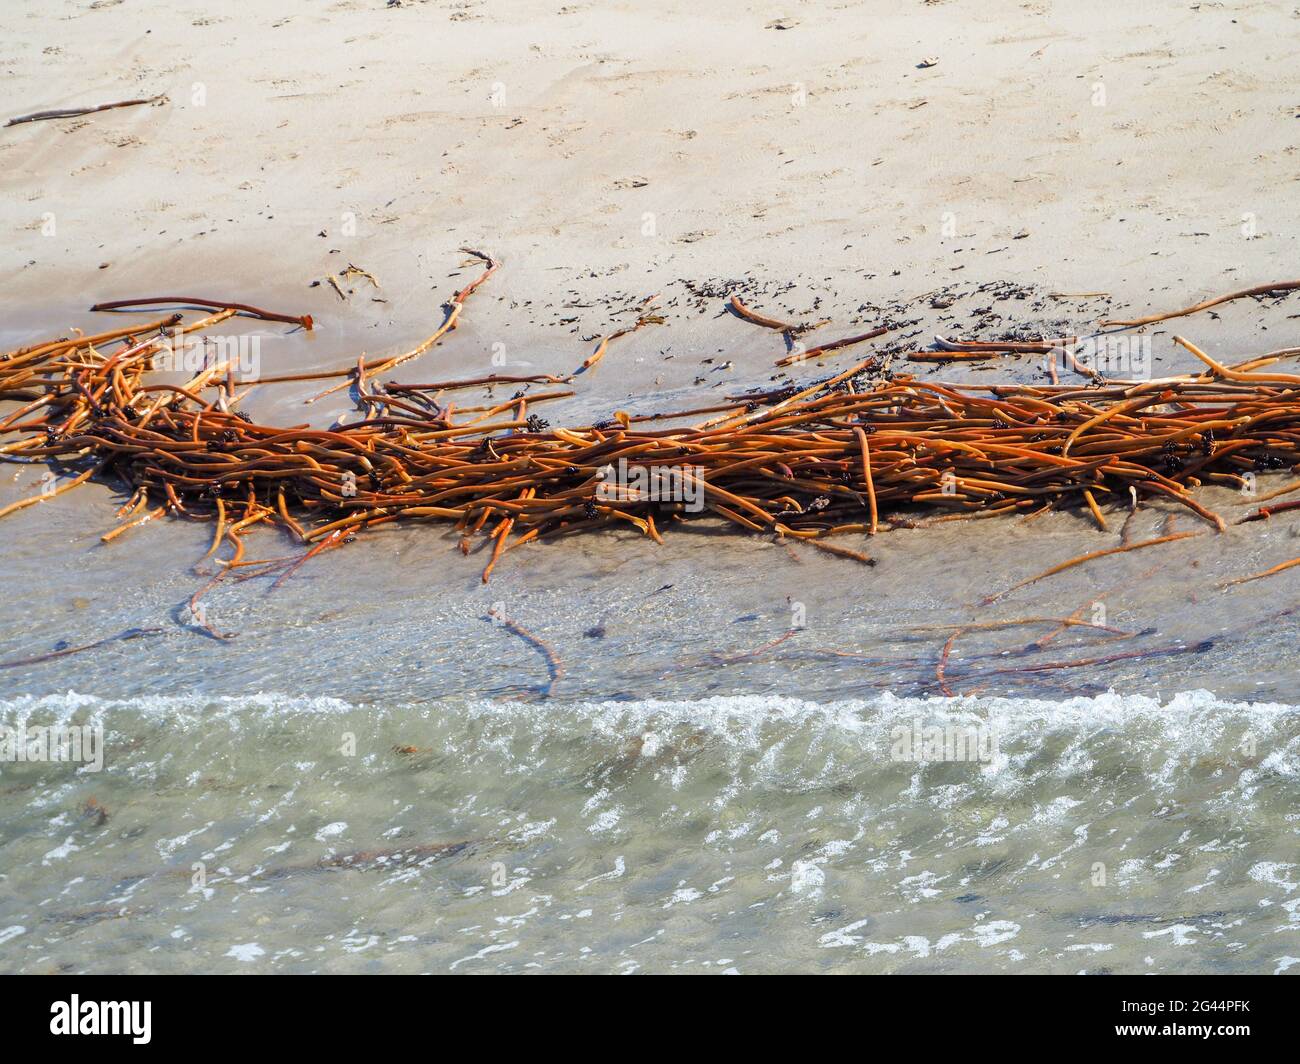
[0,689,1296,974]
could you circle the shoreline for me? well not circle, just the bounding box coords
[3,0,1299,980]
[4,272,1300,708]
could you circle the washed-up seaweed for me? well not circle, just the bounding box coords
[3,263,1299,608]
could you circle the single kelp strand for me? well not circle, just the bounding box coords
[982,532,1200,605]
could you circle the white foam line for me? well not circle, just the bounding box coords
[0,687,1294,728]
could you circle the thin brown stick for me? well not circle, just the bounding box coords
[271,529,348,590]
[1219,556,1300,589]
[983,532,1200,605]
[730,294,824,334]
[6,95,165,127]
[0,627,164,669]
[1101,281,1300,328]
[101,504,166,543]
[485,608,564,697]
[776,326,888,367]
[936,631,959,696]
[90,296,313,330]
[976,640,1212,677]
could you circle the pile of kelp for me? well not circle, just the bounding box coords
[3,257,1299,612]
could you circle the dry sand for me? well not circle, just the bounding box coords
[2,0,1298,404]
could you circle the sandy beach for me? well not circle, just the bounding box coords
[3,0,1298,377]
[2,1,1298,978]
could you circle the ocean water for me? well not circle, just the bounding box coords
[0,689,1296,974]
